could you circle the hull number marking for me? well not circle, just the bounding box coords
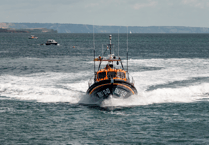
[97,88,111,98]
[114,88,127,98]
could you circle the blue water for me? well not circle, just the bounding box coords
[1,33,209,144]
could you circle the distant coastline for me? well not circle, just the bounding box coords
[1,22,209,33]
[0,27,57,33]
[0,28,29,33]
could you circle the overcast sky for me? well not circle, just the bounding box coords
[1,0,209,27]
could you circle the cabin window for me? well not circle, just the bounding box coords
[107,71,116,79]
[98,72,106,79]
[117,72,125,78]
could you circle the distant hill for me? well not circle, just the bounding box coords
[1,22,209,33]
[0,27,57,33]
[0,28,29,33]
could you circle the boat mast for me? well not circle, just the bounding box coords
[109,35,112,54]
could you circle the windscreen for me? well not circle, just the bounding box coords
[107,71,116,79]
[117,72,125,78]
[98,72,106,79]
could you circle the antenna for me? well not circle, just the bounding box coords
[102,44,103,58]
[118,29,119,57]
[93,24,95,49]
[127,26,128,72]
[93,23,95,78]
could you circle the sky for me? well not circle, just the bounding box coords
[1,0,209,27]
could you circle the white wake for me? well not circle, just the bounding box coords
[1,58,209,106]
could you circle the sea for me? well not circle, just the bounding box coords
[0,33,209,144]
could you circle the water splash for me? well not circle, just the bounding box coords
[1,58,209,106]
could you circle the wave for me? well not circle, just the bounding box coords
[1,58,209,106]
[0,72,87,103]
[1,76,209,106]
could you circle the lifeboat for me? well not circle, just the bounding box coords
[86,35,137,103]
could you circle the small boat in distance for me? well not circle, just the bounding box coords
[86,35,137,105]
[45,39,58,45]
[28,35,38,39]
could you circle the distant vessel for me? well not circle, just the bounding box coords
[45,39,58,45]
[86,35,137,104]
[130,31,132,34]
[28,35,38,39]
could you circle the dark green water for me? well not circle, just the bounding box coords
[0,33,209,144]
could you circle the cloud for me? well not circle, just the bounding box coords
[133,1,157,10]
[182,0,209,9]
